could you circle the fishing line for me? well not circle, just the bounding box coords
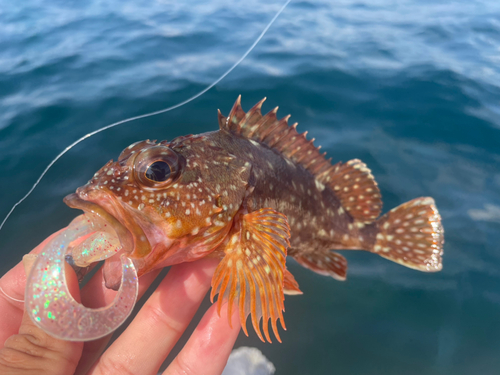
[0,286,25,303]
[0,0,291,233]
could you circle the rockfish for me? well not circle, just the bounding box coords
[58,97,444,343]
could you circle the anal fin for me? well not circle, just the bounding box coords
[293,251,347,281]
[211,208,290,343]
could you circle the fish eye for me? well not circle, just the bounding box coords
[145,161,171,182]
[134,146,180,189]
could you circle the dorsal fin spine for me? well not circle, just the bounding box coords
[294,138,315,164]
[261,117,287,145]
[273,127,297,150]
[226,95,245,132]
[310,154,330,175]
[217,109,226,128]
[242,98,266,136]
[285,137,305,159]
[268,117,291,146]
[253,108,278,140]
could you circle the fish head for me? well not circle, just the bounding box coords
[64,133,251,288]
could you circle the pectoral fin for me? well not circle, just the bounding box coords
[211,208,290,343]
[284,269,302,295]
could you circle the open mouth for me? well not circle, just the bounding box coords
[63,193,135,266]
[64,193,134,260]
[63,192,153,290]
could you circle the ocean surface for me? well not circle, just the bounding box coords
[1,0,500,374]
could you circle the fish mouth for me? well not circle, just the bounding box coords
[64,193,135,254]
[63,192,152,290]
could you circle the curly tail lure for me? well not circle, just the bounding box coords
[26,215,138,341]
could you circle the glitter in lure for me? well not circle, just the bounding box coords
[25,215,139,341]
[70,231,123,267]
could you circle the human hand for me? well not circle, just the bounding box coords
[0,231,241,375]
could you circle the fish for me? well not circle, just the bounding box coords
[28,96,444,343]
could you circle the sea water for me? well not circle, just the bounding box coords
[1,0,499,373]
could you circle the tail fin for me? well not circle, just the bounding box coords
[372,197,444,271]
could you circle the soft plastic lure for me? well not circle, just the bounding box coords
[25,215,138,341]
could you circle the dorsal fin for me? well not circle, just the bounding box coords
[219,97,382,222]
[324,159,382,222]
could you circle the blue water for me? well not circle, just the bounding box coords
[1,0,500,373]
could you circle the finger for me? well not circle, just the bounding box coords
[0,258,83,375]
[75,268,161,375]
[0,230,65,347]
[88,258,218,375]
[163,301,240,375]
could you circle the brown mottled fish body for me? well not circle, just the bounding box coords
[207,130,373,254]
[66,96,444,343]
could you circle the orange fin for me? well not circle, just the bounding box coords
[373,197,444,271]
[293,251,347,281]
[324,159,382,223]
[284,269,302,295]
[211,208,290,343]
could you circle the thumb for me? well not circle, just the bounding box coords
[0,255,84,375]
